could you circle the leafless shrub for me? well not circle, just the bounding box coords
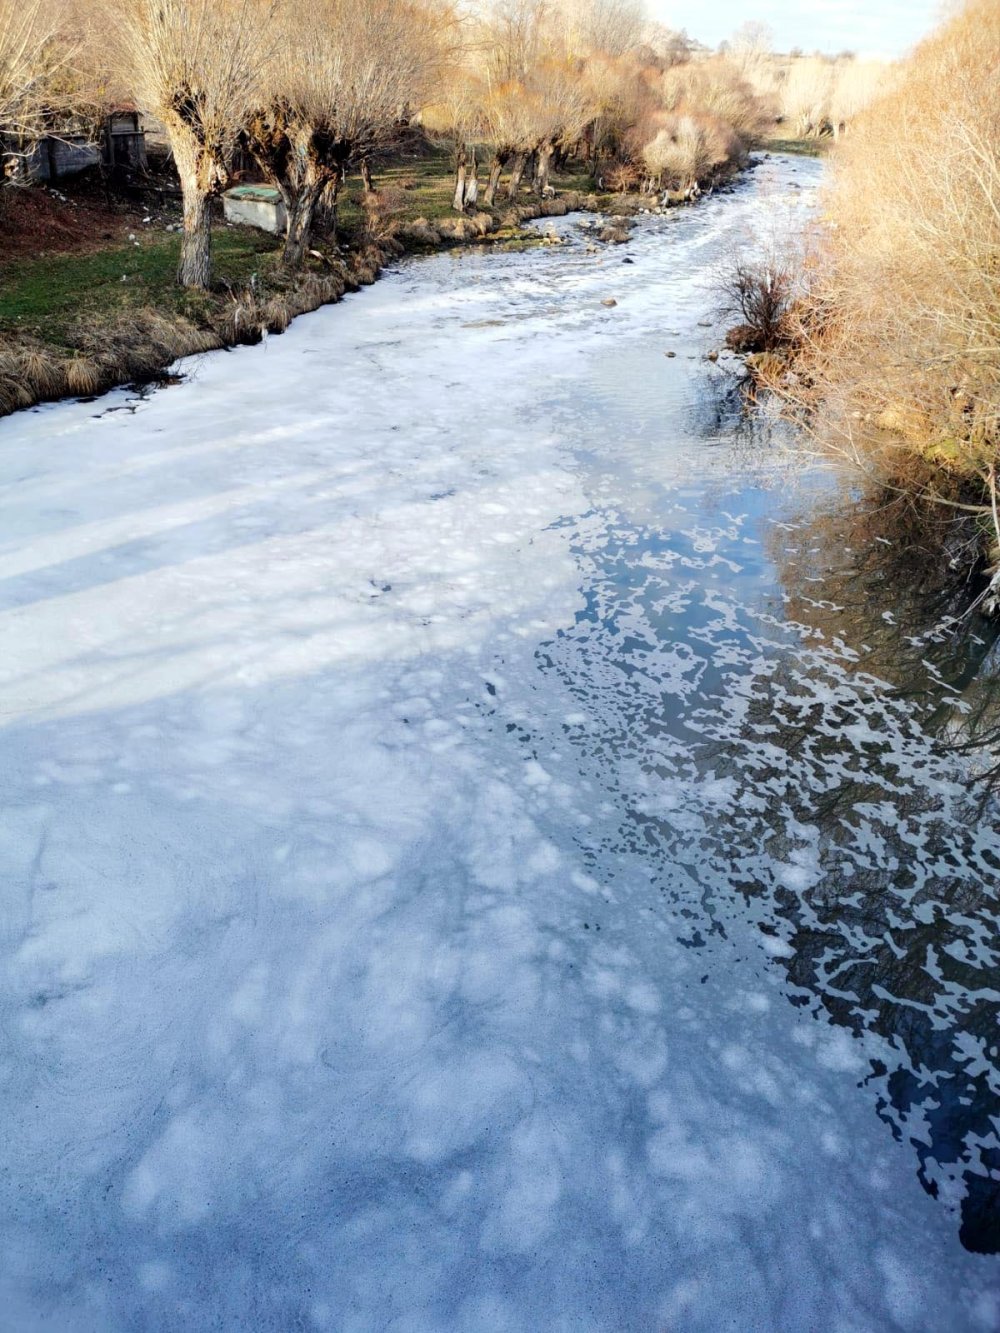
[602,159,640,193]
[718,250,795,353]
[362,186,407,245]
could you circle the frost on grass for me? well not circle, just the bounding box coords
[0,155,998,1330]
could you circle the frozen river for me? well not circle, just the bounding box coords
[1,156,999,1330]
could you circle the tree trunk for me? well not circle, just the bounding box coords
[282,180,325,268]
[582,121,595,169]
[452,142,468,213]
[506,151,527,200]
[178,184,212,289]
[360,157,375,193]
[463,145,479,210]
[534,141,554,196]
[316,175,341,242]
[483,151,507,207]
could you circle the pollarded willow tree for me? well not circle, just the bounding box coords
[117,0,277,288]
[473,0,652,205]
[246,0,443,268]
[424,70,489,213]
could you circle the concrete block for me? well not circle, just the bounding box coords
[223,186,287,236]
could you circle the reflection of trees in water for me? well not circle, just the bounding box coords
[768,481,1000,730]
[760,485,1000,1250]
[685,366,798,464]
[538,489,1000,1253]
[697,654,1000,1254]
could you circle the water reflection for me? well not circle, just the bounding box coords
[537,430,1000,1253]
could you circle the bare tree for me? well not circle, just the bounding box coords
[562,0,644,59]
[0,0,63,183]
[425,66,489,212]
[246,0,442,266]
[117,0,276,288]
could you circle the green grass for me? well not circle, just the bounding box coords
[0,225,281,348]
[0,146,599,351]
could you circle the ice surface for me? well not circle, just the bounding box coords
[0,157,998,1330]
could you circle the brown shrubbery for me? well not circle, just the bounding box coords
[718,251,794,353]
[774,0,1000,593]
[794,0,999,466]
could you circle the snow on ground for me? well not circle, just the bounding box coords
[0,158,998,1330]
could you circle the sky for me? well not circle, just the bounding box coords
[650,0,945,58]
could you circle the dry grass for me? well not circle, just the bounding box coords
[0,238,398,416]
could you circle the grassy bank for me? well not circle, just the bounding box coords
[0,145,713,417]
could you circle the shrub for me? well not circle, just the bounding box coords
[718,252,794,352]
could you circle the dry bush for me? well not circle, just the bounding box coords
[779,56,835,137]
[602,158,640,192]
[362,185,407,244]
[801,0,1000,460]
[828,59,885,133]
[641,111,736,190]
[718,251,794,352]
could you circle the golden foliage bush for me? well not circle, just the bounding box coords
[797,0,1000,481]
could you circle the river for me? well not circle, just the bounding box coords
[1,154,998,1330]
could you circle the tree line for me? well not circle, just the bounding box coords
[1,1,882,289]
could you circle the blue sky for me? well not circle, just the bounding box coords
[649,0,944,58]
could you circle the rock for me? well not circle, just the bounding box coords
[664,350,676,358]
[601,298,618,308]
[706,350,719,362]
[622,257,634,264]
[599,225,630,245]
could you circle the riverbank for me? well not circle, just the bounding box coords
[0,148,739,420]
